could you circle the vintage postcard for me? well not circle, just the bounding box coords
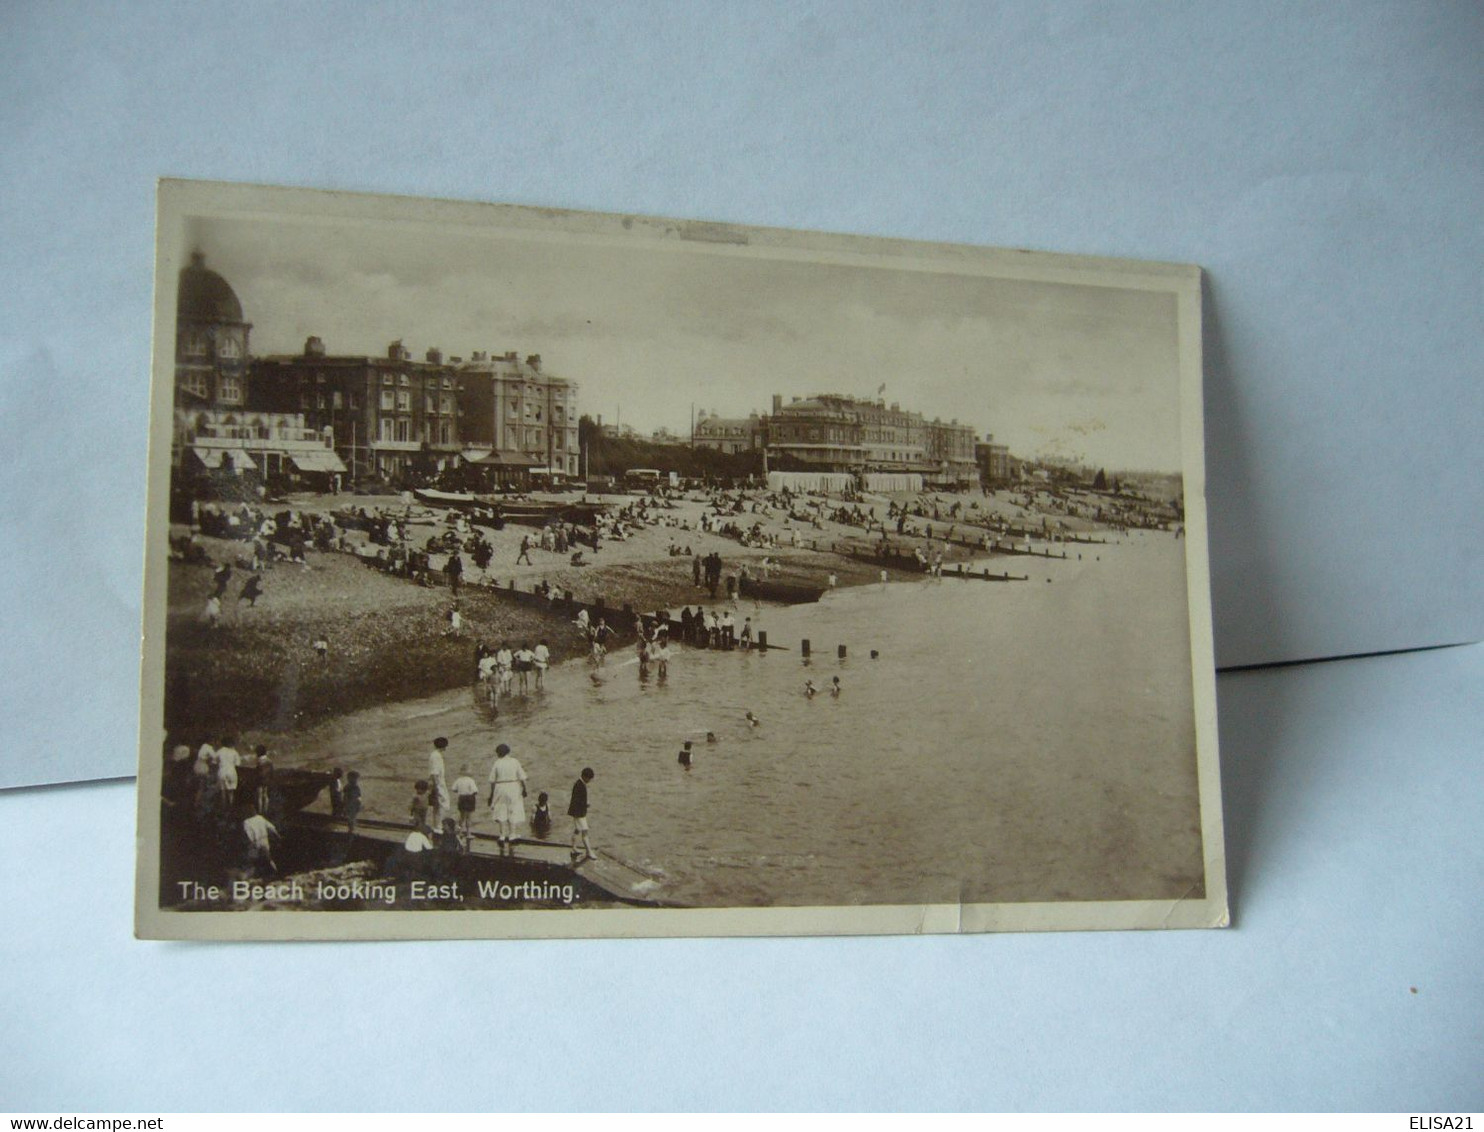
[136,180,1225,939]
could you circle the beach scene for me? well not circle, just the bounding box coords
[143,186,1215,931]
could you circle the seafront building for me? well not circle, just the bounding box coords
[250,338,461,484]
[172,251,583,489]
[455,351,581,484]
[172,254,347,489]
[692,410,766,455]
[975,434,1012,485]
[764,393,978,487]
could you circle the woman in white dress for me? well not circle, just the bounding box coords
[485,743,528,856]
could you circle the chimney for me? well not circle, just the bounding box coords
[303,336,325,357]
[426,347,442,364]
[526,354,541,372]
[388,339,408,361]
[772,394,782,413]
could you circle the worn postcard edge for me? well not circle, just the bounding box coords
[134,178,1227,941]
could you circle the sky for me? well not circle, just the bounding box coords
[184,211,1186,471]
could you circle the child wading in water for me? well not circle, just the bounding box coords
[531,792,553,839]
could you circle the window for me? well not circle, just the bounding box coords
[424,394,434,415]
[219,375,242,405]
[180,370,209,399]
[382,374,394,386]
[380,390,395,412]
[395,419,410,442]
[379,418,394,442]
[182,330,209,358]
[396,390,410,412]
[398,373,410,387]
[349,393,360,410]
[440,395,453,415]
[316,392,326,410]
[438,421,451,445]
[217,335,241,360]
[332,391,343,410]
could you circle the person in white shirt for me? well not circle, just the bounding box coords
[513,643,535,694]
[427,737,450,826]
[495,643,514,697]
[486,744,528,857]
[192,743,215,812]
[451,767,479,845]
[242,805,279,876]
[533,640,551,689]
[216,738,241,809]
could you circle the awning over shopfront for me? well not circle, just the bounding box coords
[473,451,543,468]
[190,447,258,472]
[289,449,348,474]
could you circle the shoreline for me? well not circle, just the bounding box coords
[162,485,1167,743]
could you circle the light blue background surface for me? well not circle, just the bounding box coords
[1,2,1482,1110]
[1,1,1482,786]
[2,644,1481,1110]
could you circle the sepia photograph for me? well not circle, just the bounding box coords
[135,180,1224,939]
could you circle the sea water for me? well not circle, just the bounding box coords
[284,530,1204,908]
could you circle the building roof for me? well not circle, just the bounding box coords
[178,252,245,325]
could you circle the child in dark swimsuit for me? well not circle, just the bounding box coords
[531,791,553,839]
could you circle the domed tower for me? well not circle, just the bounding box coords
[174,251,252,409]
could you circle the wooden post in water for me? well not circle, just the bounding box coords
[837,644,847,659]
[801,638,811,657]
[758,630,768,651]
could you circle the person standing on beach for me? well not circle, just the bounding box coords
[239,573,263,607]
[533,639,550,689]
[215,737,240,810]
[496,641,514,697]
[444,551,463,596]
[451,766,479,847]
[517,534,533,565]
[428,737,451,827]
[514,642,535,694]
[486,743,528,856]
[568,767,595,864]
[343,770,362,846]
